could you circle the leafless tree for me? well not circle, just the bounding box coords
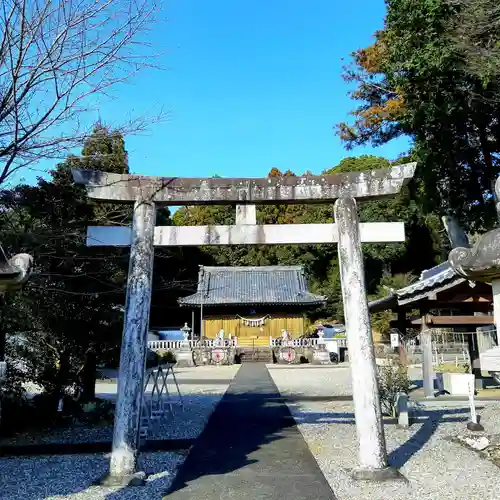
[0,0,162,184]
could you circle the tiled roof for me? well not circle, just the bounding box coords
[396,262,465,305]
[179,265,326,307]
[368,261,465,311]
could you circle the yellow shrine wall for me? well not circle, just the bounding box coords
[202,313,305,339]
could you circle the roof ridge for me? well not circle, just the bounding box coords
[200,265,304,271]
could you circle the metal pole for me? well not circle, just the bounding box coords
[107,199,155,485]
[334,197,397,480]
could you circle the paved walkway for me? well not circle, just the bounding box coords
[165,363,336,500]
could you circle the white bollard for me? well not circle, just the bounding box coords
[467,376,484,432]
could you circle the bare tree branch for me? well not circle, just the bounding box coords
[0,0,165,184]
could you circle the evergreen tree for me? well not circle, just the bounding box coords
[0,124,132,406]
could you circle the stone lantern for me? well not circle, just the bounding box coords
[175,322,194,368]
[180,322,191,342]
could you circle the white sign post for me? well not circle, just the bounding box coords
[467,375,484,431]
[390,333,399,349]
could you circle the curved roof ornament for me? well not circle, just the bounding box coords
[448,177,500,282]
[0,249,33,293]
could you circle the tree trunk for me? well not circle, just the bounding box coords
[81,351,97,402]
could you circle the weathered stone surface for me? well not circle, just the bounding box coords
[312,347,331,365]
[109,199,155,479]
[420,324,434,398]
[86,222,406,247]
[97,470,147,487]
[395,393,410,428]
[191,347,236,365]
[0,253,33,293]
[235,205,256,225]
[448,179,500,334]
[449,229,500,281]
[174,349,195,367]
[351,466,407,482]
[334,196,389,472]
[72,163,416,205]
[448,175,500,282]
[457,434,489,450]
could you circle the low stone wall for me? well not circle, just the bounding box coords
[191,347,236,365]
[273,345,335,365]
[154,345,338,366]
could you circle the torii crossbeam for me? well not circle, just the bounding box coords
[73,163,416,485]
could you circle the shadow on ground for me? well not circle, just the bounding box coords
[0,369,473,499]
[289,405,470,469]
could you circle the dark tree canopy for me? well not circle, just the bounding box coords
[337,0,500,231]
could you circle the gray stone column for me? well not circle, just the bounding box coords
[420,316,434,398]
[334,197,396,480]
[107,198,155,484]
[236,205,256,225]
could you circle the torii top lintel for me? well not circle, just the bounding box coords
[72,162,416,205]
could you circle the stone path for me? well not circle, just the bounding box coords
[165,363,336,500]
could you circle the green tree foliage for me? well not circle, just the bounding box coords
[173,156,445,323]
[337,0,500,231]
[0,125,132,407]
[449,0,500,87]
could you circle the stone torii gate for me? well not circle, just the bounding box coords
[73,163,416,484]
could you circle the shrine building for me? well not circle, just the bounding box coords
[178,265,326,347]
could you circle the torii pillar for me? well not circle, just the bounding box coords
[73,163,415,484]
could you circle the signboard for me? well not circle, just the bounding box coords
[390,333,399,348]
[212,348,226,364]
[279,347,296,363]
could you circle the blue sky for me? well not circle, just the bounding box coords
[20,0,409,185]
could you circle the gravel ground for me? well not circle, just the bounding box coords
[2,365,240,446]
[269,365,500,500]
[0,365,240,499]
[0,452,185,499]
[267,363,352,397]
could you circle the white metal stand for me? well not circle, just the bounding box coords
[139,363,183,440]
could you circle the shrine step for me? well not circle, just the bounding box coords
[236,347,273,364]
[237,338,270,347]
